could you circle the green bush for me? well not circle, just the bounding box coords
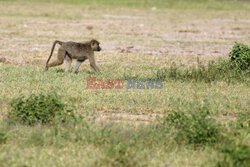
[217,142,250,167]
[160,105,220,145]
[8,92,74,125]
[229,42,250,70]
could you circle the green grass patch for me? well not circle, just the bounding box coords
[0,63,249,116]
[0,88,249,166]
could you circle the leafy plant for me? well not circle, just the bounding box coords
[8,92,75,125]
[229,42,250,71]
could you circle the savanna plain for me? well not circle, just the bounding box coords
[0,0,249,166]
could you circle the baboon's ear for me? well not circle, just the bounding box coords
[90,40,96,46]
[91,42,97,49]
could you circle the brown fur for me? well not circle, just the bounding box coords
[45,39,101,73]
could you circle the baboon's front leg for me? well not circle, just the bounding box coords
[89,56,100,73]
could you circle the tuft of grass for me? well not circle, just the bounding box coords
[8,92,75,125]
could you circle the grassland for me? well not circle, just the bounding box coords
[0,0,249,166]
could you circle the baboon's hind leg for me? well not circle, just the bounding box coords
[47,47,65,68]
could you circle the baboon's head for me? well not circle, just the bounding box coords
[90,39,101,52]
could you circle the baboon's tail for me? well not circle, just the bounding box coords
[45,40,63,66]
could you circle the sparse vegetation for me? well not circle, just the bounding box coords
[0,0,249,166]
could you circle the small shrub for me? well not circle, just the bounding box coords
[229,42,250,70]
[217,142,250,167]
[160,105,220,145]
[8,92,74,125]
[0,132,7,144]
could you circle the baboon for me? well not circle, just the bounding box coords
[45,39,101,73]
